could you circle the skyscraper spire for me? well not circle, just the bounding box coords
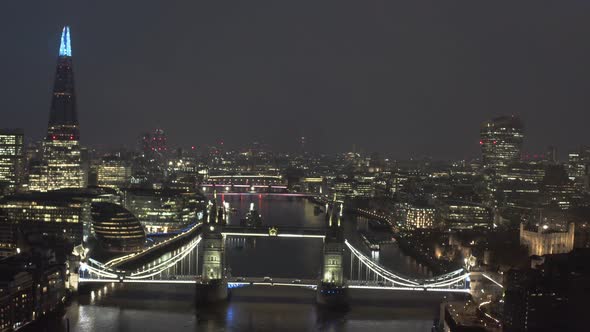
[48,26,78,135]
[59,26,72,57]
[29,26,84,191]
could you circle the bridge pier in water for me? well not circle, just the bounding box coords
[195,224,228,304]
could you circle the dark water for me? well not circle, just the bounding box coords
[40,196,446,332]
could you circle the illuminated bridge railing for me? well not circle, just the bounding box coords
[101,222,203,268]
[81,235,203,282]
[345,240,470,290]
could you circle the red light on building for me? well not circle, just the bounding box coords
[191,146,195,150]
[493,141,497,145]
[479,140,483,145]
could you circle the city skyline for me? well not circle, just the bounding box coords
[1,5,590,329]
[2,1,590,158]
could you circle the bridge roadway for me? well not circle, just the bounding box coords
[221,225,326,238]
[78,275,470,293]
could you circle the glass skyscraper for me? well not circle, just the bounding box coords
[0,129,24,195]
[480,115,524,171]
[29,26,84,191]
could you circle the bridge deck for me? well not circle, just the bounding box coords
[222,226,326,238]
[78,277,469,293]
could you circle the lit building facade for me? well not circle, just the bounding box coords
[437,201,492,230]
[96,157,131,189]
[395,202,437,229]
[122,188,205,234]
[520,223,575,257]
[542,164,581,210]
[90,202,145,253]
[0,193,83,246]
[567,147,590,192]
[406,205,436,229]
[0,129,24,196]
[480,116,524,171]
[29,27,83,192]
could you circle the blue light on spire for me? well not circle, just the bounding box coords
[59,26,72,57]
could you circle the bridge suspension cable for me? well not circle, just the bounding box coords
[345,240,469,289]
[82,235,202,281]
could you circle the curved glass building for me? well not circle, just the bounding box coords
[90,202,145,253]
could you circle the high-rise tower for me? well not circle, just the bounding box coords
[480,115,524,171]
[0,129,24,195]
[30,26,84,191]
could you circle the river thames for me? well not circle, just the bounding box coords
[34,195,452,332]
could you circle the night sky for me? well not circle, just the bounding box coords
[2,1,590,159]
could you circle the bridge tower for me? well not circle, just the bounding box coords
[317,202,348,307]
[195,222,228,304]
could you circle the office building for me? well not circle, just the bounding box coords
[90,202,146,253]
[480,116,524,171]
[96,157,131,189]
[438,201,492,230]
[122,188,205,234]
[0,193,83,246]
[0,129,24,196]
[395,201,436,229]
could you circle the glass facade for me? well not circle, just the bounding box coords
[122,189,205,234]
[0,129,24,195]
[438,201,492,230]
[29,27,83,192]
[480,116,524,171]
[97,158,131,189]
[90,202,146,253]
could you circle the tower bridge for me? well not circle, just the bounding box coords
[79,202,471,307]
